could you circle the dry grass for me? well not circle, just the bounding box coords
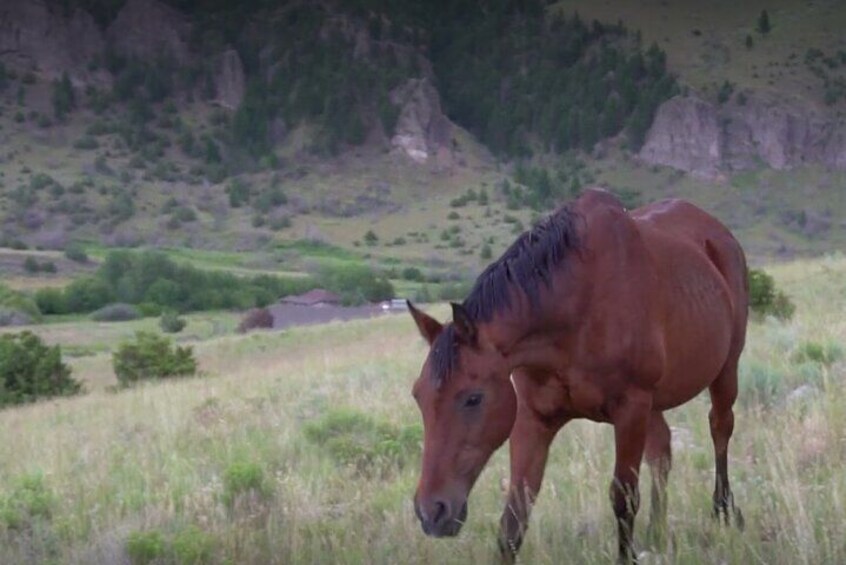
[0,256,844,563]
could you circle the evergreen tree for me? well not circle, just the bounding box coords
[745,34,754,49]
[757,10,771,34]
[52,72,76,120]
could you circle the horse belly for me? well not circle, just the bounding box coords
[652,268,734,411]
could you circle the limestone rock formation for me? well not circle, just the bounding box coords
[106,0,191,64]
[639,96,722,179]
[0,0,106,85]
[213,49,246,110]
[641,95,846,176]
[389,78,453,165]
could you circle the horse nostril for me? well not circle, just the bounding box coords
[432,500,449,526]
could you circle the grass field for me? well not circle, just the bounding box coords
[0,254,844,563]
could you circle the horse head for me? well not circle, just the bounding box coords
[407,300,516,537]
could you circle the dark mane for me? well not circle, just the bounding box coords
[464,203,581,322]
[430,204,581,384]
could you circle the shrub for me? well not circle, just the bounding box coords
[0,473,55,530]
[303,408,422,475]
[317,264,394,305]
[112,332,197,387]
[126,530,166,565]
[237,307,273,333]
[64,276,114,313]
[0,283,42,324]
[792,341,844,366]
[33,288,66,316]
[23,256,40,273]
[739,362,787,407]
[64,244,89,263]
[171,525,215,564]
[90,303,141,322]
[222,460,271,510]
[401,267,424,282]
[0,331,80,407]
[748,268,795,320]
[480,244,493,260]
[364,230,379,246]
[159,310,186,333]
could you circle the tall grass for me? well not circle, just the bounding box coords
[0,256,844,563]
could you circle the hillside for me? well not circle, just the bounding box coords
[0,255,844,562]
[0,0,844,289]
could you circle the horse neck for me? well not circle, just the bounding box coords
[479,289,573,373]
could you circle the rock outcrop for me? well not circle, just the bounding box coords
[638,96,722,179]
[389,78,453,165]
[106,0,192,64]
[213,49,246,110]
[641,95,846,177]
[0,0,106,85]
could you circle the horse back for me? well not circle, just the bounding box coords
[628,199,748,407]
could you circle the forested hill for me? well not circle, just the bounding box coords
[17,0,677,163]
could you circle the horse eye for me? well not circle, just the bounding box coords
[463,393,484,409]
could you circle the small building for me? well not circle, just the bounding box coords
[280,289,341,307]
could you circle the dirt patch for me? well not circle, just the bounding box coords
[267,303,394,330]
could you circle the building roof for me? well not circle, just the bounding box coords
[280,288,341,306]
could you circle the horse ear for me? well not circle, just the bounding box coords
[407,300,443,345]
[451,302,477,343]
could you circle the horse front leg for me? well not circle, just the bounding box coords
[498,405,566,563]
[609,390,652,564]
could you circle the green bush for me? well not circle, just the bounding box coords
[0,473,55,531]
[23,256,40,273]
[159,310,186,333]
[126,530,166,565]
[171,525,215,564]
[222,460,272,509]
[748,268,795,320]
[41,251,318,315]
[33,288,66,316]
[64,244,89,263]
[792,341,843,366]
[64,276,114,313]
[401,267,424,282]
[0,283,42,324]
[126,525,214,565]
[112,332,197,387]
[90,303,141,322]
[0,331,80,407]
[317,264,393,305]
[303,408,422,475]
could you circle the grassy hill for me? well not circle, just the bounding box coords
[555,0,846,108]
[0,255,844,562]
[1,0,845,299]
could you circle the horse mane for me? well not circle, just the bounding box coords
[431,203,581,385]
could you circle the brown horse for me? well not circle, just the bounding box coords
[408,188,748,562]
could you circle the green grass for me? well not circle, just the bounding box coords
[553,0,846,107]
[0,256,843,563]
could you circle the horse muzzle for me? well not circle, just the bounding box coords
[414,496,468,537]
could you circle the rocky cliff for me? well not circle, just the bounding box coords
[640,95,846,177]
[0,0,106,85]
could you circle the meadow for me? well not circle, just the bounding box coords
[0,254,844,564]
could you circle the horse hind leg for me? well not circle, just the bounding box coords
[708,362,744,529]
[644,411,672,550]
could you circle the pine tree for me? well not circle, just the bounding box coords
[745,34,754,49]
[757,10,771,34]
